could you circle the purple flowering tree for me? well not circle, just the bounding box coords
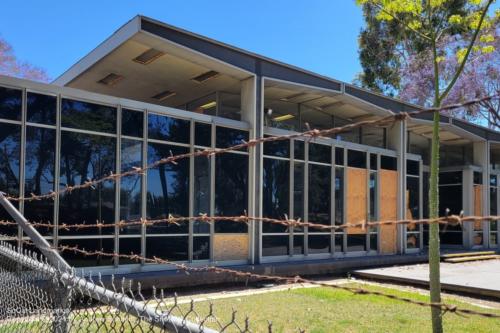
[0,37,49,82]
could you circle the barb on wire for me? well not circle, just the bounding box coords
[5,94,499,203]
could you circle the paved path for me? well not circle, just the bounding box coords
[354,259,500,299]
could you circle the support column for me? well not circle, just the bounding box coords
[473,140,490,248]
[387,119,407,254]
[462,168,474,249]
[240,76,261,264]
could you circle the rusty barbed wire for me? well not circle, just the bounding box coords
[0,212,497,232]
[4,93,499,203]
[24,239,500,320]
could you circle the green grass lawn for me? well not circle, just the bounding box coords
[173,283,500,333]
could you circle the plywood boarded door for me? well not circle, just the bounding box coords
[213,234,249,261]
[346,168,367,234]
[379,169,398,254]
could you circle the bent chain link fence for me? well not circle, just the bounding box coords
[0,241,270,333]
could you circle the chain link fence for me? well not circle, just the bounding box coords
[0,241,272,333]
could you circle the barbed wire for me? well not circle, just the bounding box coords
[0,213,497,233]
[4,93,499,203]
[7,237,496,320]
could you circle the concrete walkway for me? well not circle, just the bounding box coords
[354,259,500,299]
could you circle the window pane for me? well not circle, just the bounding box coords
[294,140,304,160]
[146,236,188,261]
[146,144,189,234]
[24,127,55,235]
[335,148,344,165]
[122,109,143,138]
[194,156,210,233]
[473,171,483,185]
[490,186,497,215]
[370,154,377,170]
[148,114,190,143]
[61,99,116,133]
[407,233,420,249]
[263,158,289,233]
[59,132,116,236]
[216,127,249,150]
[193,236,210,260]
[381,156,397,171]
[26,92,56,125]
[293,235,304,255]
[119,237,142,264]
[215,153,248,233]
[264,136,289,158]
[60,238,114,267]
[293,163,305,222]
[369,172,377,222]
[120,139,142,235]
[406,160,419,175]
[335,234,343,252]
[308,164,331,225]
[407,177,420,221]
[262,235,289,256]
[347,235,366,252]
[0,123,20,236]
[347,150,366,168]
[308,235,330,254]
[195,122,211,147]
[439,171,462,185]
[309,143,330,163]
[0,86,22,121]
[335,167,344,226]
[370,234,378,251]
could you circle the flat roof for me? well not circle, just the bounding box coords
[53,15,500,142]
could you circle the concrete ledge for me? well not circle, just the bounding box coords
[100,254,428,290]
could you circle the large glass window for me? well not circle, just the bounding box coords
[61,99,116,133]
[120,139,142,234]
[263,158,289,232]
[193,156,210,234]
[148,114,190,144]
[59,132,116,236]
[215,153,248,233]
[0,123,20,236]
[309,164,330,225]
[122,109,143,138]
[0,86,22,121]
[146,144,189,234]
[26,92,56,125]
[216,127,249,150]
[24,127,56,235]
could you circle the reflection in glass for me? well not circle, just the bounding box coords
[347,235,366,252]
[24,127,55,235]
[308,235,330,254]
[61,99,116,133]
[294,140,304,160]
[308,164,331,225]
[263,158,289,232]
[146,236,188,261]
[264,137,289,158]
[146,144,189,234]
[119,237,142,264]
[347,150,366,168]
[369,172,377,223]
[215,153,248,233]
[122,109,143,138]
[120,139,142,234]
[60,238,114,267]
[194,156,210,233]
[59,132,116,236]
[293,235,304,255]
[262,235,289,256]
[193,236,210,260]
[195,123,211,147]
[216,127,249,150]
[0,123,20,236]
[335,167,344,225]
[309,143,330,163]
[293,162,304,226]
[0,86,22,121]
[26,92,56,125]
[148,114,190,143]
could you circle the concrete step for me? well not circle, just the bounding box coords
[441,251,496,259]
[444,255,500,263]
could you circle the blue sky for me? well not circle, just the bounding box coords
[0,0,364,83]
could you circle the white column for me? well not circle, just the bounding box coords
[473,140,490,248]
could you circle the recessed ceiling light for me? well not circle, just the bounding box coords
[279,92,306,102]
[273,114,295,122]
[199,101,217,109]
[97,73,124,86]
[151,90,176,101]
[133,48,165,65]
[191,70,220,83]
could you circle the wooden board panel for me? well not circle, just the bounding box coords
[214,234,248,261]
[474,185,482,230]
[346,167,367,234]
[379,169,398,254]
